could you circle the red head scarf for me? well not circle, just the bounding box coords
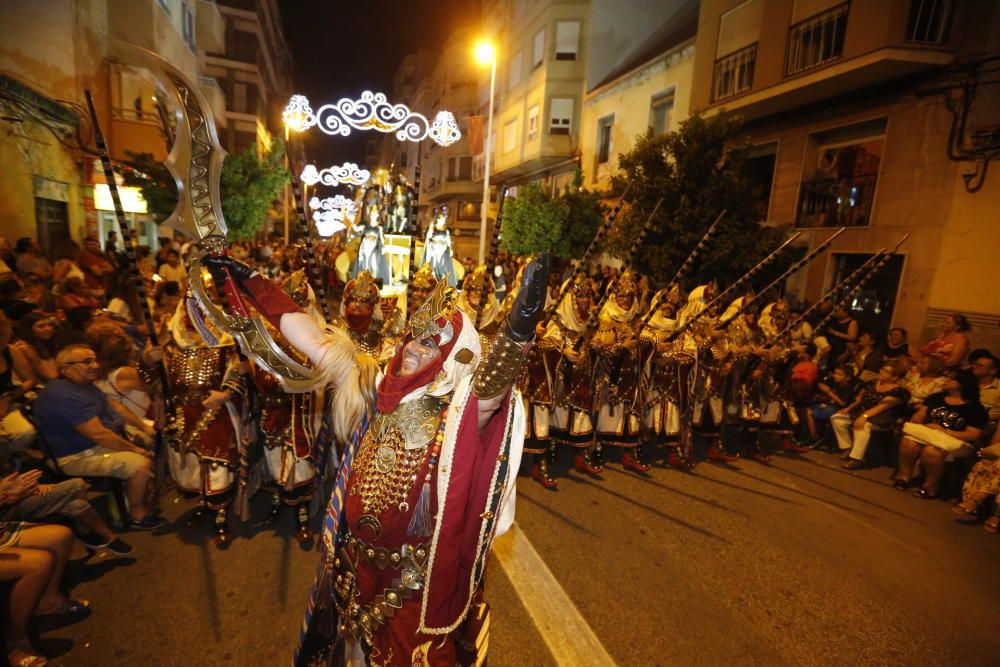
[375,310,462,413]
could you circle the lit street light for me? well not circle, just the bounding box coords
[475,40,496,265]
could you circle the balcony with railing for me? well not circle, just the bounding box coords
[785,3,850,77]
[906,0,953,44]
[713,43,757,102]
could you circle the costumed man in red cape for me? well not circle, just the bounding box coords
[203,252,550,667]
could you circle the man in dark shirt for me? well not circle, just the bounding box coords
[33,344,163,530]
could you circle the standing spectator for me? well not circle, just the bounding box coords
[820,303,858,370]
[895,372,988,498]
[14,313,59,382]
[919,313,971,369]
[154,237,173,267]
[850,331,884,383]
[883,327,915,360]
[832,361,909,469]
[32,344,163,530]
[970,352,1000,423]
[157,249,187,287]
[14,237,54,283]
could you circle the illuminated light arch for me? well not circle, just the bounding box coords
[300,162,371,187]
[283,92,461,147]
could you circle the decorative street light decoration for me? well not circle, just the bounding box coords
[299,162,371,187]
[309,195,358,237]
[282,91,461,147]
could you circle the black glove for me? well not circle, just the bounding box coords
[201,254,257,286]
[507,254,551,341]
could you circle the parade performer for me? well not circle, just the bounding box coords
[163,297,246,545]
[592,271,649,472]
[421,213,456,287]
[407,265,438,320]
[337,270,391,363]
[719,295,763,462]
[754,301,809,455]
[251,271,326,542]
[352,206,392,285]
[457,265,502,340]
[201,252,550,667]
[680,284,729,464]
[524,274,600,488]
[638,286,692,467]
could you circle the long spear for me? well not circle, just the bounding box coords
[84,91,173,412]
[541,180,633,323]
[407,163,422,280]
[573,198,663,349]
[638,209,725,330]
[768,249,887,345]
[666,231,803,342]
[719,227,846,326]
[475,186,508,329]
[805,235,910,342]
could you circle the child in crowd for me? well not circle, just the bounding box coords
[807,364,859,448]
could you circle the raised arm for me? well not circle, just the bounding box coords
[473,255,550,429]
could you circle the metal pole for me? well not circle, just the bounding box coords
[284,125,290,244]
[478,58,496,264]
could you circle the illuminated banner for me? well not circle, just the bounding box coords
[300,162,371,187]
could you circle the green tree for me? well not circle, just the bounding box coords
[499,171,604,259]
[608,114,786,287]
[118,140,289,241]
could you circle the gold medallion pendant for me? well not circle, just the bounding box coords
[374,445,398,474]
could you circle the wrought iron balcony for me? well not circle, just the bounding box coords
[786,3,850,77]
[713,43,757,102]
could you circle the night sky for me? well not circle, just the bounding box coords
[279,0,479,166]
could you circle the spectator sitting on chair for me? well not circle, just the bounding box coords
[952,425,1000,533]
[32,344,163,530]
[0,496,84,667]
[970,351,1000,423]
[850,331,884,383]
[904,354,947,410]
[807,364,858,448]
[895,371,988,499]
[883,327,916,360]
[57,276,100,312]
[0,466,133,556]
[832,361,909,470]
[14,312,59,382]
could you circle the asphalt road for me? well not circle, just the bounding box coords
[37,448,1000,666]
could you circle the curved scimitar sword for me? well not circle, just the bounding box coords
[113,42,320,392]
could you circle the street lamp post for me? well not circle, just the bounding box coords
[476,41,497,265]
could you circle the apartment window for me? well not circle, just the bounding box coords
[714,0,762,101]
[555,22,580,61]
[399,150,408,169]
[527,104,540,140]
[796,120,885,228]
[549,98,573,135]
[596,115,614,165]
[503,118,519,154]
[786,2,849,76]
[744,143,778,221]
[456,201,480,222]
[906,0,953,44]
[233,82,247,113]
[181,1,195,50]
[533,29,545,68]
[649,89,674,135]
[509,51,523,90]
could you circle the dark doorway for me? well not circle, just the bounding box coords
[34,197,69,257]
[829,252,905,335]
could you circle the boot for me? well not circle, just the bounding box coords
[666,450,689,470]
[186,504,207,528]
[574,452,604,476]
[622,448,651,473]
[214,508,230,547]
[747,451,772,464]
[707,444,739,462]
[590,445,606,472]
[531,456,559,490]
[295,504,313,543]
[264,492,282,524]
[780,439,810,454]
